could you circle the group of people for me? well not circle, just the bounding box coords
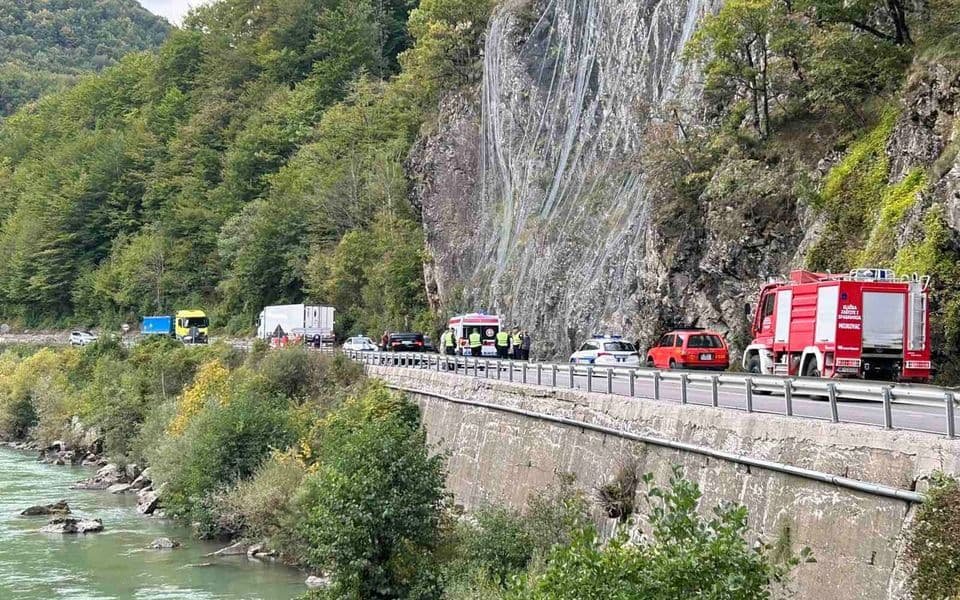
[439,327,532,360]
[495,327,532,360]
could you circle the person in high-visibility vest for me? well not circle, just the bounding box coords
[495,328,510,359]
[511,328,523,360]
[468,329,482,357]
[442,328,457,356]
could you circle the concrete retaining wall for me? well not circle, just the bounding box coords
[366,365,960,600]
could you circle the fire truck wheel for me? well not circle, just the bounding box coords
[746,356,772,395]
[645,357,655,368]
[668,359,677,370]
[804,361,821,378]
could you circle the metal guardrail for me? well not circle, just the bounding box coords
[347,350,960,439]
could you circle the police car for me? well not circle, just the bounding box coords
[569,335,641,365]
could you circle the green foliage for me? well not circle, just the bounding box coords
[895,207,960,383]
[807,110,897,271]
[149,373,298,531]
[0,0,170,115]
[906,474,960,599]
[292,384,447,598]
[402,0,495,99]
[805,28,910,121]
[254,345,364,402]
[213,449,309,543]
[307,212,431,336]
[448,474,590,590]
[686,0,787,137]
[916,0,960,63]
[457,506,538,585]
[514,468,807,599]
[0,0,492,332]
[860,169,926,264]
[795,0,913,46]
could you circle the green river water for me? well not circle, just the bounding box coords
[0,448,306,599]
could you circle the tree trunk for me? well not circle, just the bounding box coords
[760,37,771,138]
[886,0,912,45]
[744,48,761,135]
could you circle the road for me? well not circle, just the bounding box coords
[364,353,959,438]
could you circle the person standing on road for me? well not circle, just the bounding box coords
[443,327,457,357]
[381,331,389,351]
[521,330,532,361]
[511,328,523,360]
[441,327,457,370]
[468,328,483,356]
[495,328,510,359]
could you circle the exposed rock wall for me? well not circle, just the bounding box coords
[369,365,960,599]
[414,0,733,357]
[411,0,960,361]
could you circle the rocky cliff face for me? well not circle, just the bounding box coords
[412,0,960,360]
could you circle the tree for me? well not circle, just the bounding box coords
[0,0,170,115]
[686,0,785,138]
[294,385,447,598]
[797,0,913,45]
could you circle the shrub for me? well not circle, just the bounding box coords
[595,458,640,522]
[456,506,536,584]
[167,359,231,436]
[522,472,591,551]
[807,109,898,271]
[291,384,446,598]
[0,348,76,445]
[214,449,308,545]
[906,475,960,598]
[445,473,590,592]
[516,468,808,599]
[150,376,297,532]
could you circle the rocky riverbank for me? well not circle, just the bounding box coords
[0,446,309,598]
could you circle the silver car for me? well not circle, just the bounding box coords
[342,336,377,352]
[69,331,98,346]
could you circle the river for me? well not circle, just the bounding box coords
[0,448,307,599]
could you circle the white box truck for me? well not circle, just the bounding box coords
[257,305,335,346]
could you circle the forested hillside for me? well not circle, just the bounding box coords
[0,0,170,116]
[0,0,492,335]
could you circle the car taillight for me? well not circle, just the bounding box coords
[414,341,423,346]
[597,352,612,357]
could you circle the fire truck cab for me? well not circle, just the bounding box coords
[742,268,931,382]
[447,313,501,357]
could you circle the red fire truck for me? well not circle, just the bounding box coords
[742,268,932,382]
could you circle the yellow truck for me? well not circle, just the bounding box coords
[175,310,209,344]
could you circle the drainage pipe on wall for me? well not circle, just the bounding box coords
[386,383,925,504]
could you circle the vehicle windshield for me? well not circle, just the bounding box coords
[687,334,723,349]
[183,317,209,328]
[603,342,635,352]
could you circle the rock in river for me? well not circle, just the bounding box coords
[136,489,160,515]
[108,483,132,494]
[20,500,71,516]
[149,537,181,549]
[41,516,103,534]
[207,541,247,557]
[305,575,331,589]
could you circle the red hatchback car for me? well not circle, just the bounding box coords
[645,329,730,371]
